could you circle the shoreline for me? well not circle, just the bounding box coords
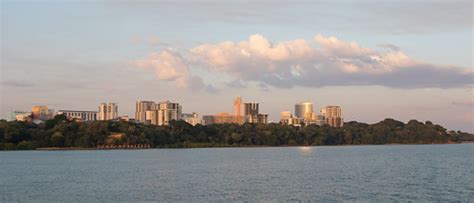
[22,142,471,151]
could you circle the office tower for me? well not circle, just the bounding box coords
[244,102,259,116]
[234,97,243,117]
[182,112,202,126]
[244,102,259,123]
[157,101,181,126]
[233,97,244,124]
[57,110,97,121]
[98,103,118,121]
[135,101,154,123]
[145,110,158,125]
[32,106,51,120]
[321,106,343,127]
[295,102,314,119]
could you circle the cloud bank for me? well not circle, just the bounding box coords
[134,34,473,90]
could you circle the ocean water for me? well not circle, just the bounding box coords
[0,144,473,202]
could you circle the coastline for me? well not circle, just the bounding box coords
[26,142,469,151]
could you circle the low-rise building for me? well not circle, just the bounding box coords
[32,106,53,121]
[57,110,97,121]
[182,112,202,126]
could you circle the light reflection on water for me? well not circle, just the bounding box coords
[297,146,314,156]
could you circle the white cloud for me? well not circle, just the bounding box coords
[134,50,193,89]
[135,34,473,89]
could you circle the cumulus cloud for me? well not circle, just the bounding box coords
[190,34,472,88]
[134,50,200,89]
[135,34,473,90]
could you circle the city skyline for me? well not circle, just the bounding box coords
[1,0,473,132]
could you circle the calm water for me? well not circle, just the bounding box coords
[1,144,473,202]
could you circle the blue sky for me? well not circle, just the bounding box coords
[1,0,473,132]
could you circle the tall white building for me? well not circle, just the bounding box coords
[98,103,118,121]
[157,101,181,126]
[135,101,154,123]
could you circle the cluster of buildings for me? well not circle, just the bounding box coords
[202,97,269,125]
[10,97,343,128]
[280,102,343,127]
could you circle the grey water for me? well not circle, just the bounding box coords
[1,144,473,202]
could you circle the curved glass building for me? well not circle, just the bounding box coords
[295,102,314,118]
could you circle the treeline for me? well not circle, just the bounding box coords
[0,115,472,150]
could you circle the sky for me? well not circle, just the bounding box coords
[1,0,473,132]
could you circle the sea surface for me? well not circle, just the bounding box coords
[1,144,473,202]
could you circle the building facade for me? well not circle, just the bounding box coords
[233,97,243,124]
[295,102,314,119]
[182,112,202,126]
[135,101,154,123]
[157,101,181,126]
[32,106,53,120]
[57,110,97,121]
[244,102,259,123]
[11,111,31,121]
[321,106,343,127]
[98,103,118,121]
[202,115,215,125]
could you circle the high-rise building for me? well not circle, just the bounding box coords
[157,101,181,126]
[321,106,343,127]
[145,110,158,125]
[244,102,259,123]
[321,106,342,117]
[233,97,244,124]
[182,112,202,126]
[135,101,154,123]
[295,102,314,119]
[244,102,259,116]
[98,103,118,121]
[57,110,97,121]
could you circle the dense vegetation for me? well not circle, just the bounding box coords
[0,115,472,150]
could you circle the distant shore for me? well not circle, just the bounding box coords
[28,142,472,151]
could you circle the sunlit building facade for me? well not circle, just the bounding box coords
[98,103,118,121]
[157,101,181,126]
[321,106,343,127]
[32,105,53,120]
[57,110,97,121]
[233,97,243,124]
[295,102,314,119]
[135,101,154,123]
[182,112,202,126]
